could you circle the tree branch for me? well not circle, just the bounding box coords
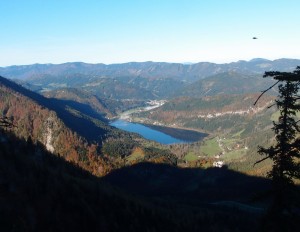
[253,156,270,166]
[267,103,276,109]
[254,81,280,106]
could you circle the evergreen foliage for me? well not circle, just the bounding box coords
[255,67,300,231]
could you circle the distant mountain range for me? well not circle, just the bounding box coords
[1,58,299,82]
[0,58,298,102]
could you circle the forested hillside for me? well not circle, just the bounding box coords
[0,76,176,176]
[132,94,277,175]
[15,74,184,100]
[42,87,115,118]
[175,71,278,97]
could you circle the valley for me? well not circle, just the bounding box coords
[0,59,300,231]
[2,1,300,230]
[108,100,207,146]
[0,59,292,174]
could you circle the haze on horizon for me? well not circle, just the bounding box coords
[1,0,300,67]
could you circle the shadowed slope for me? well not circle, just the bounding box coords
[0,76,110,142]
[104,162,272,203]
[0,129,263,232]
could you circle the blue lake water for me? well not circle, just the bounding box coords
[110,119,206,144]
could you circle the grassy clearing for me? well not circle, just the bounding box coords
[184,152,200,162]
[222,138,237,147]
[200,138,222,156]
[223,149,246,162]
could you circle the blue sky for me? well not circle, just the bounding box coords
[1,0,299,66]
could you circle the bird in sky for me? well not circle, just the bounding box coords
[252,37,258,39]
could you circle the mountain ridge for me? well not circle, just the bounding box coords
[1,58,299,82]
[174,71,278,98]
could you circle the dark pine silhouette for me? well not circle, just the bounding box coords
[255,66,300,231]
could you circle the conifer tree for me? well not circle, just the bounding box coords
[255,67,300,230]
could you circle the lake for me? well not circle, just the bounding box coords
[110,119,207,144]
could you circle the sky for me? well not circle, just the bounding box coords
[1,0,300,66]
